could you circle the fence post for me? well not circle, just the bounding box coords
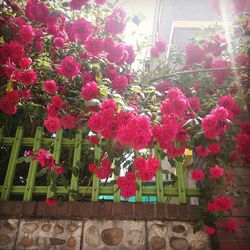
[69,130,82,201]
[91,145,100,201]
[155,145,164,203]
[176,160,187,204]
[113,174,120,202]
[23,127,43,201]
[1,126,24,200]
[47,129,63,198]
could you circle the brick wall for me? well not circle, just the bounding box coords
[212,167,250,250]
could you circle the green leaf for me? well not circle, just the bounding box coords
[130,85,142,93]
[16,157,25,164]
[36,167,48,177]
[85,99,101,107]
[57,197,64,207]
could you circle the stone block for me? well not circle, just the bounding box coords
[0,219,19,250]
[147,221,212,250]
[83,219,146,249]
[16,219,82,250]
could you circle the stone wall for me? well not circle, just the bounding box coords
[0,218,211,250]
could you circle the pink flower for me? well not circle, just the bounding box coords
[20,70,37,86]
[188,96,201,112]
[85,37,103,56]
[150,47,160,58]
[88,113,103,132]
[211,107,229,121]
[155,38,167,53]
[57,56,81,78]
[186,43,205,65]
[105,8,126,35]
[69,0,88,10]
[225,219,237,231]
[196,146,209,158]
[204,226,216,235]
[61,113,77,129]
[81,81,99,101]
[47,104,59,117]
[88,135,100,145]
[211,60,230,85]
[213,195,232,211]
[88,163,96,173]
[55,166,64,175]
[0,96,17,114]
[125,45,135,64]
[44,117,61,133]
[54,37,64,49]
[111,75,128,92]
[18,25,35,44]
[35,149,55,168]
[51,95,65,109]
[72,18,93,42]
[191,169,205,182]
[95,156,112,179]
[207,143,221,155]
[210,165,224,179]
[218,95,240,119]
[20,89,31,99]
[44,80,58,94]
[231,0,249,12]
[95,0,107,5]
[19,57,32,69]
[101,99,117,113]
[45,198,57,207]
[116,172,136,198]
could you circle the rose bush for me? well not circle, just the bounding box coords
[0,0,250,234]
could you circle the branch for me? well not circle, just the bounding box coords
[150,66,249,83]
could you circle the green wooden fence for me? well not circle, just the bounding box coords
[0,126,201,203]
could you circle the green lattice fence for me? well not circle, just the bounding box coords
[0,126,200,203]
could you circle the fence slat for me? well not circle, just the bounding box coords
[91,145,100,201]
[176,160,187,204]
[135,178,142,202]
[47,129,63,198]
[0,127,3,146]
[155,146,164,203]
[23,127,43,201]
[1,126,24,200]
[69,130,82,201]
[113,174,120,202]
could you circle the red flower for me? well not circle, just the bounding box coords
[191,169,205,182]
[44,117,61,133]
[95,0,107,4]
[213,195,232,211]
[225,219,237,231]
[210,165,224,179]
[95,156,112,179]
[188,96,201,112]
[81,81,99,101]
[0,96,17,114]
[20,70,37,86]
[45,198,57,207]
[44,80,58,94]
[150,47,160,58]
[207,143,221,155]
[204,226,216,235]
[111,75,128,92]
[218,95,240,119]
[57,56,81,78]
[196,146,209,158]
[47,104,59,118]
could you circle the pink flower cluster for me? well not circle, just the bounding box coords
[196,143,221,158]
[116,114,152,150]
[116,172,136,198]
[134,157,160,181]
[191,169,205,182]
[105,8,126,35]
[208,195,232,212]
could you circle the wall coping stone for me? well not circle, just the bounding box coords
[0,201,201,221]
